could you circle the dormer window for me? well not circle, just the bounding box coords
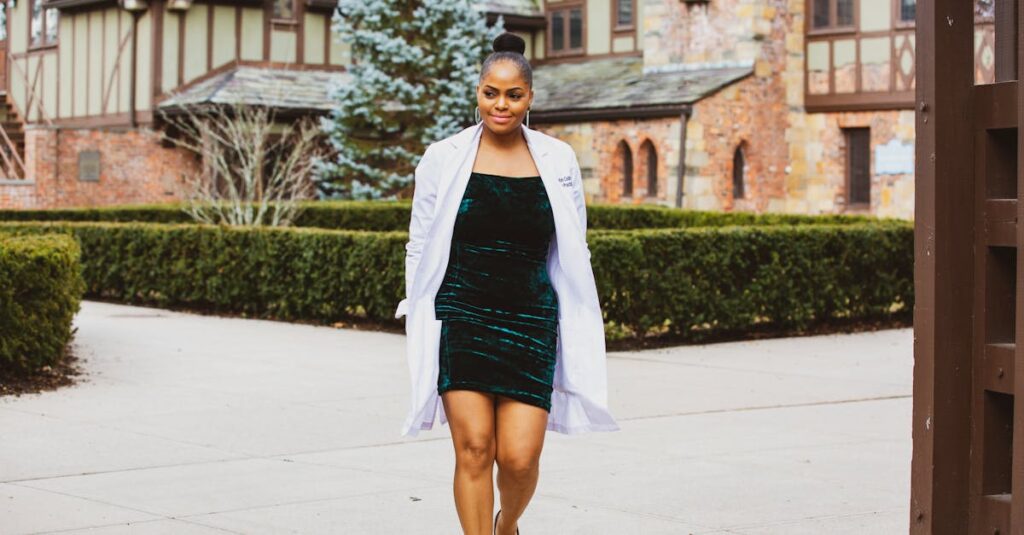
[615,0,634,30]
[30,0,59,48]
[898,0,915,24]
[273,0,297,21]
[811,0,854,31]
[549,4,584,57]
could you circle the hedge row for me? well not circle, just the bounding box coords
[589,223,913,337]
[0,220,912,341]
[0,233,86,375]
[0,200,902,231]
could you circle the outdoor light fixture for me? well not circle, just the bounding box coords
[166,0,192,11]
[118,0,148,11]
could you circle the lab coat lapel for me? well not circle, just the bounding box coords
[522,125,584,241]
[408,124,482,305]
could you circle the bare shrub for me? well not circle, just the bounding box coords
[157,99,329,227]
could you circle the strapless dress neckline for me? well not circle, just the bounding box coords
[471,171,541,181]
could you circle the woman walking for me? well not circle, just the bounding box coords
[395,32,620,535]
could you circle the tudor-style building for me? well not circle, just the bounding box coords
[0,0,547,208]
[509,0,995,219]
[0,0,999,220]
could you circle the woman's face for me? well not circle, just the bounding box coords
[477,61,533,135]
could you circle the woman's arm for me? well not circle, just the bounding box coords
[395,143,441,319]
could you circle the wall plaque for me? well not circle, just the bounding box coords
[78,150,100,182]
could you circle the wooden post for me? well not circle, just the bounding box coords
[910,0,977,531]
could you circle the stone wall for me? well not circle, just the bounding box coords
[555,0,919,220]
[783,109,915,218]
[641,0,789,70]
[0,126,197,209]
[536,118,683,206]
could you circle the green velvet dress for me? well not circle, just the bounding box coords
[434,171,559,412]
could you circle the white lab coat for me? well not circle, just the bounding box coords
[395,121,620,437]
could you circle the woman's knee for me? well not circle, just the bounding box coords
[454,437,496,473]
[495,451,539,481]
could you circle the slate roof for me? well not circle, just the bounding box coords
[157,56,753,118]
[530,56,754,112]
[157,66,350,113]
[474,0,543,17]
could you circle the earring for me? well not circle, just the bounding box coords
[475,106,480,123]
[526,109,530,128]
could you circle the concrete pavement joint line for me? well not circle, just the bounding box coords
[608,352,911,385]
[271,456,449,485]
[720,506,907,531]
[1,453,252,485]
[539,436,895,474]
[260,435,453,457]
[0,402,433,468]
[13,478,445,533]
[2,404,453,484]
[2,449,437,486]
[620,394,912,421]
[7,481,197,533]
[171,483,448,522]
[33,516,245,535]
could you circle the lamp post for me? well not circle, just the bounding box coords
[117,0,147,126]
[117,0,148,11]
[166,0,192,11]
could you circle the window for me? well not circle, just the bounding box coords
[617,140,633,197]
[30,0,59,48]
[615,0,634,29]
[641,140,657,197]
[811,0,854,30]
[549,5,584,56]
[272,0,296,21]
[732,145,745,199]
[899,0,915,22]
[845,128,871,205]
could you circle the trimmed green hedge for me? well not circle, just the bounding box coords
[0,233,86,375]
[0,220,912,341]
[590,222,912,338]
[0,200,903,231]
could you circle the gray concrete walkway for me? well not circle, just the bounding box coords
[1,300,911,534]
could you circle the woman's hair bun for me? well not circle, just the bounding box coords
[492,32,526,55]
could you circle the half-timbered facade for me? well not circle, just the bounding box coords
[0,0,997,219]
[520,0,993,219]
[0,0,544,208]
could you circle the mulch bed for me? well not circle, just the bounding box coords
[0,338,87,398]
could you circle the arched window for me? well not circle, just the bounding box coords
[640,140,657,197]
[732,144,745,199]
[617,140,633,197]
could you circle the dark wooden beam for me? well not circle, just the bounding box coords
[909,0,978,531]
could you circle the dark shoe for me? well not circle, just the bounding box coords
[494,509,519,535]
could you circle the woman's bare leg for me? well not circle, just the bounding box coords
[493,395,549,535]
[442,390,498,535]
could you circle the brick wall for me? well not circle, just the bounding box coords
[537,118,683,205]
[542,0,919,220]
[0,125,198,210]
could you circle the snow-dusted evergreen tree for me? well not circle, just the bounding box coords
[314,0,504,200]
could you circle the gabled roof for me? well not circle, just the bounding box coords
[156,66,350,116]
[530,56,754,120]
